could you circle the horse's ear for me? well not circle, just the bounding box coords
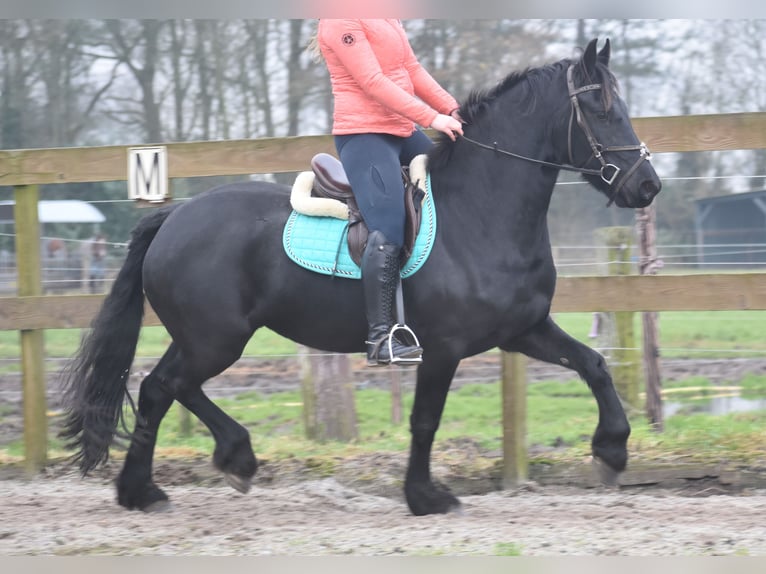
[598,38,611,66]
[583,38,599,73]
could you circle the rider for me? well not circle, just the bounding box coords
[316,18,464,366]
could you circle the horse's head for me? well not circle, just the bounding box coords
[566,39,661,208]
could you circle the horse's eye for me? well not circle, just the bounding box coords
[597,111,608,121]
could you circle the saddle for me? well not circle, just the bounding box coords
[308,153,426,267]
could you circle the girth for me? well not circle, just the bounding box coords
[309,153,425,267]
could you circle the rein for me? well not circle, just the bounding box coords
[460,64,652,206]
[459,134,603,178]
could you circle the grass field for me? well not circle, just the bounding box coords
[3,374,765,469]
[1,310,765,362]
[553,310,766,357]
[1,310,765,468]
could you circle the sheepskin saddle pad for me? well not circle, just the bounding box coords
[282,153,436,279]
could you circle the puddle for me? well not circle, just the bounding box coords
[664,393,766,417]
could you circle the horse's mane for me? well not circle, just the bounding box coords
[458,60,568,125]
[429,51,619,169]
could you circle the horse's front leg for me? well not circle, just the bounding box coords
[404,353,462,515]
[503,315,630,482]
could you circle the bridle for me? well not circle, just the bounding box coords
[460,64,652,207]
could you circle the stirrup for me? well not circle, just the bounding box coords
[389,324,422,365]
[366,324,422,367]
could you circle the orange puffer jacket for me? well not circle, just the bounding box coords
[318,19,459,137]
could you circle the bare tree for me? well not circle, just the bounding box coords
[167,20,196,142]
[243,20,275,137]
[102,19,165,143]
[407,20,554,101]
[0,21,37,149]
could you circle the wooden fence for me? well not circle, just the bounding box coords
[2,112,766,477]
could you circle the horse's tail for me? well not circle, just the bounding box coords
[60,205,176,475]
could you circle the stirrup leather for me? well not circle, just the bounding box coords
[366,324,422,365]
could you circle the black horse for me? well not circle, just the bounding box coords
[61,39,661,516]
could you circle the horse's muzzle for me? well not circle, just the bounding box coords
[617,172,661,208]
[638,178,662,206]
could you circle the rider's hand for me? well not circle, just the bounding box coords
[430,113,464,141]
[450,108,464,124]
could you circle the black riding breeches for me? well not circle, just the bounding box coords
[335,130,432,248]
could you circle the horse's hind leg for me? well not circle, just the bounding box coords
[503,315,630,483]
[173,384,257,493]
[117,344,179,511]
[117,336,256,510]
[165,338,258,493]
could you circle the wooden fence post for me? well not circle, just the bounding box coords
[597,226,641,410]
[637,204,664,431]
[299,347,358,442]
[501,351,527,487]
[390,367,403,425]
[14,184,48,474]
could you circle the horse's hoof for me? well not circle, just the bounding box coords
[592,456,620,487]
[224,473,252,494]
[141,499,172,513]
[406,482,462,516]
[118,483,169,512]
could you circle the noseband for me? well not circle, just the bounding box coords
[460,64,653,206]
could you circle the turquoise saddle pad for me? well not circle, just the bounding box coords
[283,174,436,279]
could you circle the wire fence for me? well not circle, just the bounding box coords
[0,169,764,402]
[1,236,765,293]
[2,169,765,291]
[0,344,764,402]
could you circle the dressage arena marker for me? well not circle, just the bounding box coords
[128,146,169,203]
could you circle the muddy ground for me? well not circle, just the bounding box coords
[1,355,765,556]
[1,455,766,556]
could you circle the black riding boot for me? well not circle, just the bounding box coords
[362,230,422,366]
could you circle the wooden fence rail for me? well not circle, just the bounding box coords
[1,272,766,332]
[1,111,766,478]
[2,113,766,186]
